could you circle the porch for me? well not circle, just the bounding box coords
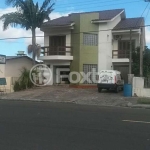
[112,28,140,63]
[39,46,73,60]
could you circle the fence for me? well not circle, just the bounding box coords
[11,77,19,85]
[144,78,150,88]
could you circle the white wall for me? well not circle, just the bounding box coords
[113,33,140,50]
[132,77,150,98]
[44,60,71,85]
[5,57,33,77]
[98,15,122,71]
[44,29,71,47]
[43,30,71,57]
[0,64,5,77]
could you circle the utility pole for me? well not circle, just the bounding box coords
[129,29,132,74]
[140,27,143,77]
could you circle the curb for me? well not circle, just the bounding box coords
[0,98,132,108]
[1,98,150,109]
[0,98,76,103]
[130,104,150,109]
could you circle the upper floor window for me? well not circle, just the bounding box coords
[118,40,135,50]
[83,33,98,46]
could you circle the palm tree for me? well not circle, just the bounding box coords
[0,0,54,64]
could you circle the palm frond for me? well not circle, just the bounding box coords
[0,12,30,30]
[6,0,24,7]
[40,0,54,12]
[5,0,16,5]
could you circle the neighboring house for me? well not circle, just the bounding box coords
[0,55,35,92]
[39,9,145,85]
[4,56,34,78]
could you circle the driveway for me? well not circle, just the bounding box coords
[0,85,138,107]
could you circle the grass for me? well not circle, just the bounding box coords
[137,98,150,104]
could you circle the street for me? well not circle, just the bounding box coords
[0,100,150,150]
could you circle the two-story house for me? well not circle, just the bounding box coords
[39,9,145,85]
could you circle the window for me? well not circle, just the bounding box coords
[83,64,98,84]
[49,36,66,55]
[83,33,98,46]
[118,40,135,50]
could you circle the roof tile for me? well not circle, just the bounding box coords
[42,9,124,27]
[113,17,144,30]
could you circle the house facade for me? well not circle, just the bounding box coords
[39,9,145,85]
[0,55,35,92]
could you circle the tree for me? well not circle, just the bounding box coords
[132,46,150,77]
[0,0,54,64]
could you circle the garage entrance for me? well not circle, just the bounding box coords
[113,65,129,83]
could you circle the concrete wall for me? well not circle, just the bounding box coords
[132,77,150,98]
[44,60,71,85]
[113,33,140,51]
[70,13,99,83]
[5,57,33,77]
[70,14,81,75]
[44,29,71,47]
[79,13,99,73]
[98,14,122,71]
[0,77,18,93]
[0,64,5,77]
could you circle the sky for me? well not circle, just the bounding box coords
[0,0,150,56]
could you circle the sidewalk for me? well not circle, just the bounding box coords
[0,86,140,107]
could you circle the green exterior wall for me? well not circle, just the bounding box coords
[70,13,99,84]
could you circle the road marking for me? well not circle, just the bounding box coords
[122,120,150,124]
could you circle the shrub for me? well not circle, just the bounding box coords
[13,67,34,92]
[14,81,21,92]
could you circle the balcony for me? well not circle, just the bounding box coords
[112,50,129,63]
[39,46,73,61]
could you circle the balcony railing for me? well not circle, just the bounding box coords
[112,50,129,59]
[41,46,72,56]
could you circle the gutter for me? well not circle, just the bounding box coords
[41,23,75,31]
[112,29,140,33]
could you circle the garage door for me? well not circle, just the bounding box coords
[114,66,129,83]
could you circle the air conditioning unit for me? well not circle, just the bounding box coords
[114,35,122,40]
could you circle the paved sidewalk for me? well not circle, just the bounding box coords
[0,86,138,107]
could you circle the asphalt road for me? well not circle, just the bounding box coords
[0,100,150,150]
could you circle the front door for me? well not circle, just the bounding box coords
[49,36,66,55]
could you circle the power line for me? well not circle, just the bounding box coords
[134,2,149,30]
[0,0,141,15]
[0,24,149,41]
[54,0,141,12]
[145,7,150,21]
[54,0,123,9]
[140,2,150,17]
[0,0,120,11]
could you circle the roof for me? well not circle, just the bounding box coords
[6,56,27,60]
[6,56,38,63]
[113,17,144,30]
[42,9,124,27]
[42,16,73,27]
[93,9,124,21]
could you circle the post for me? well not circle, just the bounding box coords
[140,27,143,77]
[129,29,132,74]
